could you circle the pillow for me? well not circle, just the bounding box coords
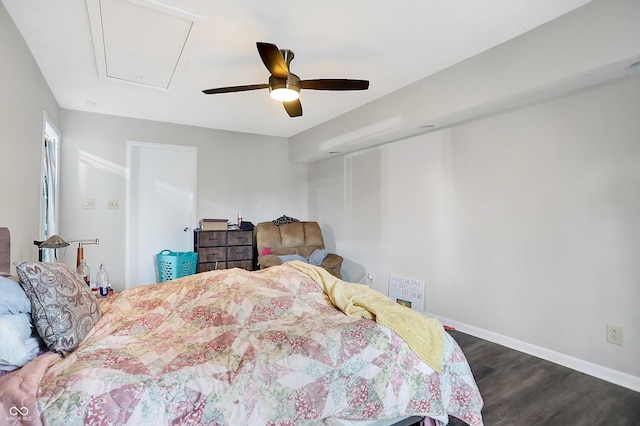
[308,248,329,266]
[272,215,299,226]
[260,247,272,256]
[277,254,309,264]
[16,262,101,356]
[0,313,31,370]
[0,276,31,315]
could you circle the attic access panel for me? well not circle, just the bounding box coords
[87,0,201,90]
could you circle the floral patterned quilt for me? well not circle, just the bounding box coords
[34,264,483,425]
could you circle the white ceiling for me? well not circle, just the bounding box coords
[3,0,591,138]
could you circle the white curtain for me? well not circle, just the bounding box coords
[42,136,59,262]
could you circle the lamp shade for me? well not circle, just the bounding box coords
[39,235,69,249]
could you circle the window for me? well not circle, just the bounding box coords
[41,112,61,261]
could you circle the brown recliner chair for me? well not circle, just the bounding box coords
[255,221,343,278]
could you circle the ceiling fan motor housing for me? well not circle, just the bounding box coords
[269,74,300,91]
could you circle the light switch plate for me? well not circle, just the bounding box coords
[107,200,119,209]
[82,199,95,209]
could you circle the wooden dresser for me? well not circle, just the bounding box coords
[194,229,254,272]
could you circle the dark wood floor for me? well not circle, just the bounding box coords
[446,330,640,426]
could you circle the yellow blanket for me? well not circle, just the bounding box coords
[288,261,444,373]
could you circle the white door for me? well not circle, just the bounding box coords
[126,141,197,288]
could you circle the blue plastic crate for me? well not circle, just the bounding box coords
[156,250,198,282]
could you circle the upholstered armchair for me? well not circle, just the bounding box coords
[255,221,343,278]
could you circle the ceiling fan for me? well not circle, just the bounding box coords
[202,42,369,118]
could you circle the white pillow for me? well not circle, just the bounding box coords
[0,313,31,370]
[0,276,31,314]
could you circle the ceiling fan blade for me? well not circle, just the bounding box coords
[257,42,289,79]
[300,79,369,91]
[283,99,302,117]
[202,84,268,95]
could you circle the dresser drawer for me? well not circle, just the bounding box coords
[227,230,252,246]
[197,261,227,272]
[197,246,226,262]
[197,231,226,247]
[227,245,252,261]
[227,260,253,270]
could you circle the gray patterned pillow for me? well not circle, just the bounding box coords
[16,262,101,356]
[272,215,299,226]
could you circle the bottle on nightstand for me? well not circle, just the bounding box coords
[77,259,91,289]
[96,263,110,298]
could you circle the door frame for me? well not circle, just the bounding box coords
[125,141,198,287]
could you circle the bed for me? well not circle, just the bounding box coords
[0,228,483,426]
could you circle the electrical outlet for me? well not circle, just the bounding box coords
[606,324,623,346]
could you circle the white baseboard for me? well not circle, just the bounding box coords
[429,313,640,393]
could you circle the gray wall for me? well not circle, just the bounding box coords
[56,110,307,288]
[308,74,640,384]
[0,3,59,267]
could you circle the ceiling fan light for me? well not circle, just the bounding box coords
[270,87,299,102]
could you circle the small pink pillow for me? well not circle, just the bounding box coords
[260,247,272,256]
